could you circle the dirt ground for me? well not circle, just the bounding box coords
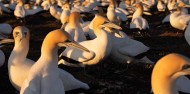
[0,6,190,94]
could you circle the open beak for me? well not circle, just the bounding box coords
[58,40,90,52]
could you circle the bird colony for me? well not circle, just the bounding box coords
[0,0,190,94]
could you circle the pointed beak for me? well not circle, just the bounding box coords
[0,38,14,44]
[58,40,90,52]
[184,5,190,8]
[143,11,152,15]
[101,22,122,30]
[100,22,122,37]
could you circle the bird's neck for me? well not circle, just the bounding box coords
[17,2,24,6]
[9,40,29,65]
[152,68,181,94]
[92,22,102,37]
[153,77,178,94]
[133,8,143,18]
[13,40,29,57]
[68,19,80,28]
[40,40,59,66]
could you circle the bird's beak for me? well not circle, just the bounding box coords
[58,40,90,52]
[143,11,152,15]
[169,8,177,12]
[184,4,190,8]
[100,22,122,36]
[101,22,122,30]
[0,38,14,44]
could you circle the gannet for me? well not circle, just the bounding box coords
[64,12,86,42]
[130,2,149,30]
[141,0,156,7]
[108,30,154,64]
[158,1,190,26]
[170,5,190,30]
[20,29,90,94]
[167,0,177,11]
[59,13,122,66]
[151,53,190,94]
[14,0,43,23]
[84,0,101,10]
[41,0,51,10]
[178,1,189,14]
[14,0,26,22]
[157,0,166,12]
[107,2,128,25]
[49,0,62,20]
[8,26,90,91]
[60,2,71,29]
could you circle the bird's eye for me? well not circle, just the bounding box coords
[182,64,190,70]
[15,32,20,36]
[24,32,27,35]
[64,40,72,43]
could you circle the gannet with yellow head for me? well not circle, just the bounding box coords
[64,12,86,42]
[59,13,121,66]
[152,53,190,94]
